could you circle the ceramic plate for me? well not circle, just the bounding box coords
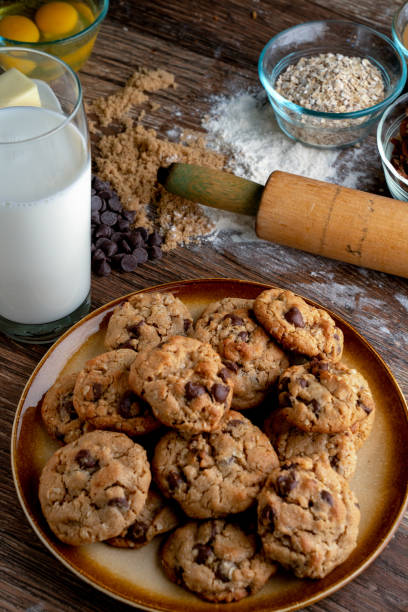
[11,278,408,612]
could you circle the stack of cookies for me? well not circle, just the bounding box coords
[38,287,375,603]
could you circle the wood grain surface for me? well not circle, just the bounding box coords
[1,1,408,611]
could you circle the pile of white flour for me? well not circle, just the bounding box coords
[201,90,373,242]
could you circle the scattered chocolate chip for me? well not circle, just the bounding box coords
[319,362,329,371]
[183,318,192,332]
[108,196,122,212]
[132,247,148,264]
[120,239,132,254]
[121,254,138,272]
[91,195,102,211]
[320,490,334,506]
[185,381,206,400]
[94,224,112,239]
[135,226,148,241]
[75,449,99,471]
[211,383,229,403]
[108,497,129,510]
[94,259,112,276]
[128,231,145,248]
[277,471,298,496]
[284,307,305,328]
[194,544,213,565]
[100,211,118,226]
[148,230,163,246]
[149,245,162,259]
[122,209,136,222]
[91,210,101,224]
[117,218,130,232]
[299,377,308,388]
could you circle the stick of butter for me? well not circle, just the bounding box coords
[0,67,41,108]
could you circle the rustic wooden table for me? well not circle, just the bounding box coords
[1,1,408,610]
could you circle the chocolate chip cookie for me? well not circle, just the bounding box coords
[194,307,289,410]
[257,454,360,578]
[41,372,92,444]
[277,360,375,433]
[104,291,193,352]
[39,430,151,545]
[73,349,160,437]
[264,409,357,479]
[152,410,279,518]
[161,519,277,602]
[254,288,343,360]
[106,486,181,549]
[196,297,255,323]
[129,336,233,433]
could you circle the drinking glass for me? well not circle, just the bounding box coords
[0,47,91,343]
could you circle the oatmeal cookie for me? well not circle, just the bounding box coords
[41,372,92,444]
[277,360,375,433]
[152,410,279,518]
[104,291,193,352]
[253,288,343,360]
[196,297,254,323]
[73,349,160,436]
[257,454,360,578]
[194,307,289,410]
[161,519,277,603]
[264,409,357,479]
[39,430,151,545]
[129,336,232,433]
[106,486,181,549]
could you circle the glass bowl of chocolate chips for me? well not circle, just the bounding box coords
[377,91,408,201]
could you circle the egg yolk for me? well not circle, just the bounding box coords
[35,1,78,37]
[72,2,94,24]
[0,15,40,42]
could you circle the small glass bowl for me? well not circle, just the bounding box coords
[377,92,408,201]
[0,0,109,72]
[392,2,408,67]
[258,20,407,148]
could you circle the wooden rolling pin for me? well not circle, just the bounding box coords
[157,163,408,278]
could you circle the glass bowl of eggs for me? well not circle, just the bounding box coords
[0,0,109,71]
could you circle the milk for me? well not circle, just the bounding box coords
[0,106,90,324]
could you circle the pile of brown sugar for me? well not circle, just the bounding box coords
[87,68,226,250]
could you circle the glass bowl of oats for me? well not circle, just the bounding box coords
[377,92,408,201]
[258,20,406,148]
[392,2,408,68]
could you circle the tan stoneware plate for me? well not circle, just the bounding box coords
[11,278,408,612]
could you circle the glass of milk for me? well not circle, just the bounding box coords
[0,48,91,343]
